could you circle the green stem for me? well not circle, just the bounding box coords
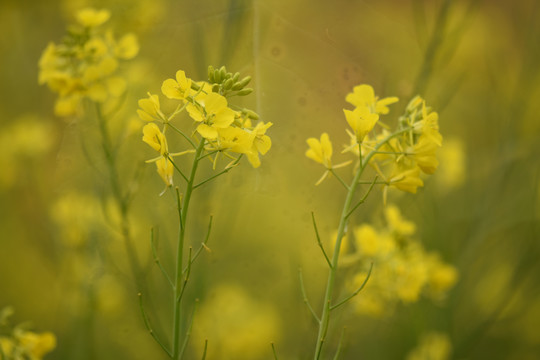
[172,139,206,359]
[312,128,410,359]
[94,103,144,292]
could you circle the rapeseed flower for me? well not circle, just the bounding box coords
[346,84,399,115]
[343,106,380,142]
[161,70,192,101]
[187,92,236,140]
[137,92,164,122]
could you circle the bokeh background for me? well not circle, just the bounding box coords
[1,0,539,359]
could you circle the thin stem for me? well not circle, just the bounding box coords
[330,262,373,310]
[193,155,242,189]
[329,169,350,190]
[346,176,379,219]
[312,127,411,359]
[271,343,279,360]
[299,268,321,324]
[168,155,189,183]
[172,139,206,359]
[167,122,197,149]
[311,212,332,268]
[188,215,213,268]
[151,228,173,288]
[332,328,346,360]
[179,299,199,360]
[201,340,208,360]
[138,293,172,357]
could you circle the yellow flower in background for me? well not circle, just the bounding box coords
[343,106,380,141]
[406,332,452,360]
[384,204,416,236]
[137,92,163,122]
[76,8,110,27]
[436,138,466,190]
[192,284,281,360]
[161,70,192,100]
[345,84,399,115]
[38,7,139,117]
[16,330,57,360]
[426,256,458,299]
[142,123,168,156]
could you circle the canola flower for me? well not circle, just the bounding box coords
[38,8,138,117]
[304,84,448,359]
[0,307,56,360]
[138,66,271,360]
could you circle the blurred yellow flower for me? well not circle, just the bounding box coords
[155,157,174,187]
[389,166,424,193]
[345,84,399,115]
[15,330,57,360]
[406,332,452,360]
[76,8,110,27]
[384,204,416,236]
[306,132,333,167]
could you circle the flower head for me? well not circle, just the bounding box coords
[343,106,379,141]
[142,123,168,156]
[137,92,163,122]
[162,70,192,100]
[346,84,399,115]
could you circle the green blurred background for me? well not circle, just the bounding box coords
[1,0,539,359]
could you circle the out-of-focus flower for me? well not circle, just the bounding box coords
[406,332,452,360]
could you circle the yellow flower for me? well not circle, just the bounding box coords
[76,8,111,28]
[406,332,452,360]
[306,132,333,168]
[389,166,424,193]
[246,121,272,168]
[343,106,380,141]
[155,157,174,187]
[16,330,57,360]
[115,33,139,59]
[345,84,399,115]
[415,102,442,146]
[384,204,416,236]
[413,135,439,175]
[355,224,396,258]
[161,70,192,100]
[137,92,163,122]
[188,92,236,140]
[142,123,168,156]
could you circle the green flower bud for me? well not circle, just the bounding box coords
[232,72,240,83]
[224,78,233,90]
[212,84,220,92]
[219,66,227,83]
[236,88,253,96]
[207,65,215,82]
[245,109,259,119]
[232,76,251,90]
[213,69,221,83]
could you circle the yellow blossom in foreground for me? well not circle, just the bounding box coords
[142,123,168,156]
[161,70,192,100]
[246,121,273,168]
[343,106,380,141]
[345,84,399,114]
[155,157,174,187]
[187,92,236,139]
[306,132,333,167]
[389,166,424,193]
[137,92,163,122]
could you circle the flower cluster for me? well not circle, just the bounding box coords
[38,8,138,117]
[306,84,443,196]
[342,205,458,317]
[0,307,56,360]
[139,66,272,188]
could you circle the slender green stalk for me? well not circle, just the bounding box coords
[172,139,206,360]
[312,128,411,359]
